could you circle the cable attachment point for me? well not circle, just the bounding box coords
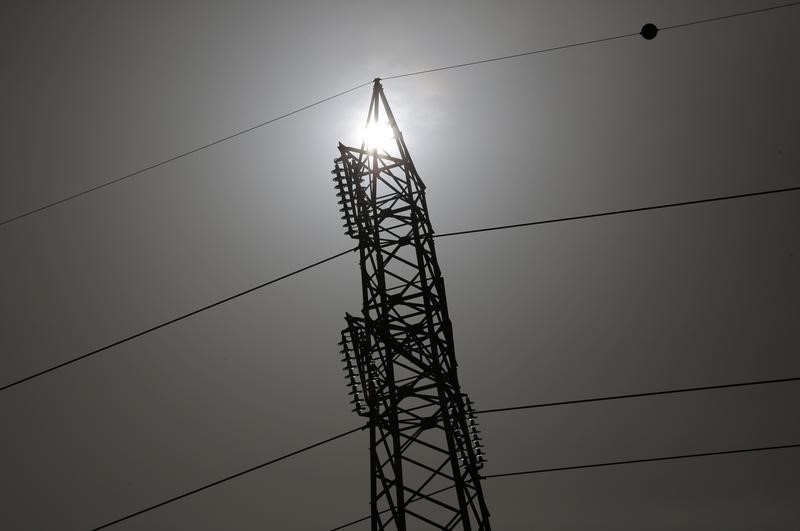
[641,23,658,40]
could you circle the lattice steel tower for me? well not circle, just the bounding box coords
[331,79,491,530]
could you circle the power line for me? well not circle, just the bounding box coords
[329,514,372,531]
[89,425,365,531]
[475,376,800,415]
[382,33,638,81]
[0,247,356,393]
[383,1,800,80]
[434,185,800,239]
[0,82,373,228]
[87,376,799,530]
[2,185,798,394]
[329,443,800,529]
[326,374,800,528]
[3,2,798,229]
[660,1,800,31]
[482,443,800,479]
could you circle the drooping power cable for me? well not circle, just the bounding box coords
[434,185,800,239]
[0,247,356,393]
[89,376,800,529]
[1,185,797,394]
[3,1,797,228]
[475,376,800,415]
[481,443,800,479]
[328,443,800,530]
[0,82,373,228]
[89,425,365,531]
[382,1,800,79]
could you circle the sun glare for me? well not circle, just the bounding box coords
[363,120,395,152]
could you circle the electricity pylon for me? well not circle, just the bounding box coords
[332,79,491,530]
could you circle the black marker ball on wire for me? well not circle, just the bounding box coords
[641,23,658,40]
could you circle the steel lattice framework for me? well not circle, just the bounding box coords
[332,79,491,530]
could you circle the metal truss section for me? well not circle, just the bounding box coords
[332,79,491,530]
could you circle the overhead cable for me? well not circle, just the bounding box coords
[0,247,356,393]
[330,443,800,530]
[0,83,372,228]
[659,1,800,31]
[482,443,800,479]
[1,185,797,394]
[86,377,800,529]
[383,1,800,79]
[3,1,797,228]
[475,376,800,415]
[435,185,800,239]
[89,426,365,531]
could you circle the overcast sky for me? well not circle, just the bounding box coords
[1,1,799,529]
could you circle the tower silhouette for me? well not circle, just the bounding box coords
[332,79,491,530]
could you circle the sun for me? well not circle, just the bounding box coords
[362,119,395,152]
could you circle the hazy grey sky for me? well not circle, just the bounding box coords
[1,1,799,529]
